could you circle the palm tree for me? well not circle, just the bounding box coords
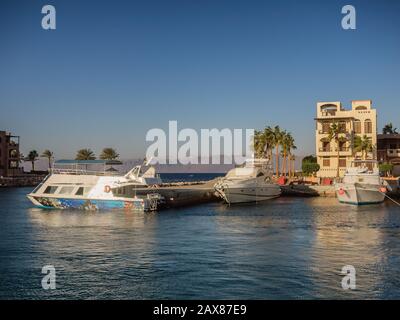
[100,148,120,160]
[75,149,96,160]
[328,122,341,178]
[253,127,275,160]
[253,130,267,158]
[287,135,297,178]
[271,126,283,176]
[280,132,296,177]
[354,135,374,160]
[382,123,398,135]
[25,150,39,172]
[41,150,54,169]
[289,154,296,178]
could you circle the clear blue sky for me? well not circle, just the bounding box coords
[1,0,399,159]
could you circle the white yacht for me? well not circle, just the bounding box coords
[335,160,390,205]
[27,159,164,211]
[214,159,281,204]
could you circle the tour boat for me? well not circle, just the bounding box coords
[214,158,281,204]
[335,160,391,205]
[27,159,164,211]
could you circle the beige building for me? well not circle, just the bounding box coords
[315,100,377,178]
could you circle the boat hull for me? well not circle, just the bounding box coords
[335,183,386,205]
[27,195,156,211]
[217,185,281,204]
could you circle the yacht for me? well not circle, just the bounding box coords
[214,158,281,204]
[335,160,390,205]
[27,159,164,211]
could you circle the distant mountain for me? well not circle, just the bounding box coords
[22,155,310,174]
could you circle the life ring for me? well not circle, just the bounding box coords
[338,188,345,195]
[380,187,387,193]
[104,185,111,193]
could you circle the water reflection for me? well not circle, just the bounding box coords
[1,187,400,299]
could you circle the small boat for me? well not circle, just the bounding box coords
[27,159,164,211]
[335,160,391,205]
[214,158,281,204]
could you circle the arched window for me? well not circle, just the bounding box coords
[355,106,367,110]
[354,120,361,134]
[364,119,372,134]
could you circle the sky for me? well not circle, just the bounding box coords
[0,0,399,159]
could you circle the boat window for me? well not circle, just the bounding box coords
[44,186,58,194]
[75,187,91,196]
[59,186,74,194]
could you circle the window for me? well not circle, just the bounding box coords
[354,120,361,134]
[59,186,74,194]
[44,186,58,194]
[339,158,347,168]
[339,141,347,151]
[364,119,372,134]
[75,187,90,196]
[9,161,18,168]
[339,122,346,133]
[322,123,330,133]
[9,150,18,158]
[323,158,330,167]
[322,142,330,151]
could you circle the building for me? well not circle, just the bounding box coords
[0,131,23,177]
[315,100,377,178]
[377,134,400,176]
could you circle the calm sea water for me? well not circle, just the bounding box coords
[1,175,400,299]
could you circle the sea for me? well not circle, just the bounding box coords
[0,173,399,299]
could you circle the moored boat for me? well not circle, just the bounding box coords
[27,159,164,211]
[335,160,390,205]
[214,158,281,204]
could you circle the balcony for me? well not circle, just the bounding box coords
[387,149,400,157]
[318,147,352,156]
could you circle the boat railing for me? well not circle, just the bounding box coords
[50,168,120,176]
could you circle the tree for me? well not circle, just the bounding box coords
[281,132,296,177]
[75,149,96,160]
[253,130,267,158]
[41,150,54,169]
[354,135,374,160]
[272,126,284,176]
[382,123,398,135]
[379,163,394,177]
[328,122,342,178]
[26,150,39,172]
[100,148,119,160]
[301,155,320,176]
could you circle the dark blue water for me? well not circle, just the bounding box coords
[1,181,400,299]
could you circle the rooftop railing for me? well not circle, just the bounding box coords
[51,168,121,176]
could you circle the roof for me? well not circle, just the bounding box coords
[54,159,122,165]
[378,134,400,140]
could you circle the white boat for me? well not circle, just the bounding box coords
[27,159,164,211]
[335,160,391,205]
[214,158,281,204]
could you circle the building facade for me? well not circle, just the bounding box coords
[315,100,377,178]
[377,134,400,176]
[0,131,23,177]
